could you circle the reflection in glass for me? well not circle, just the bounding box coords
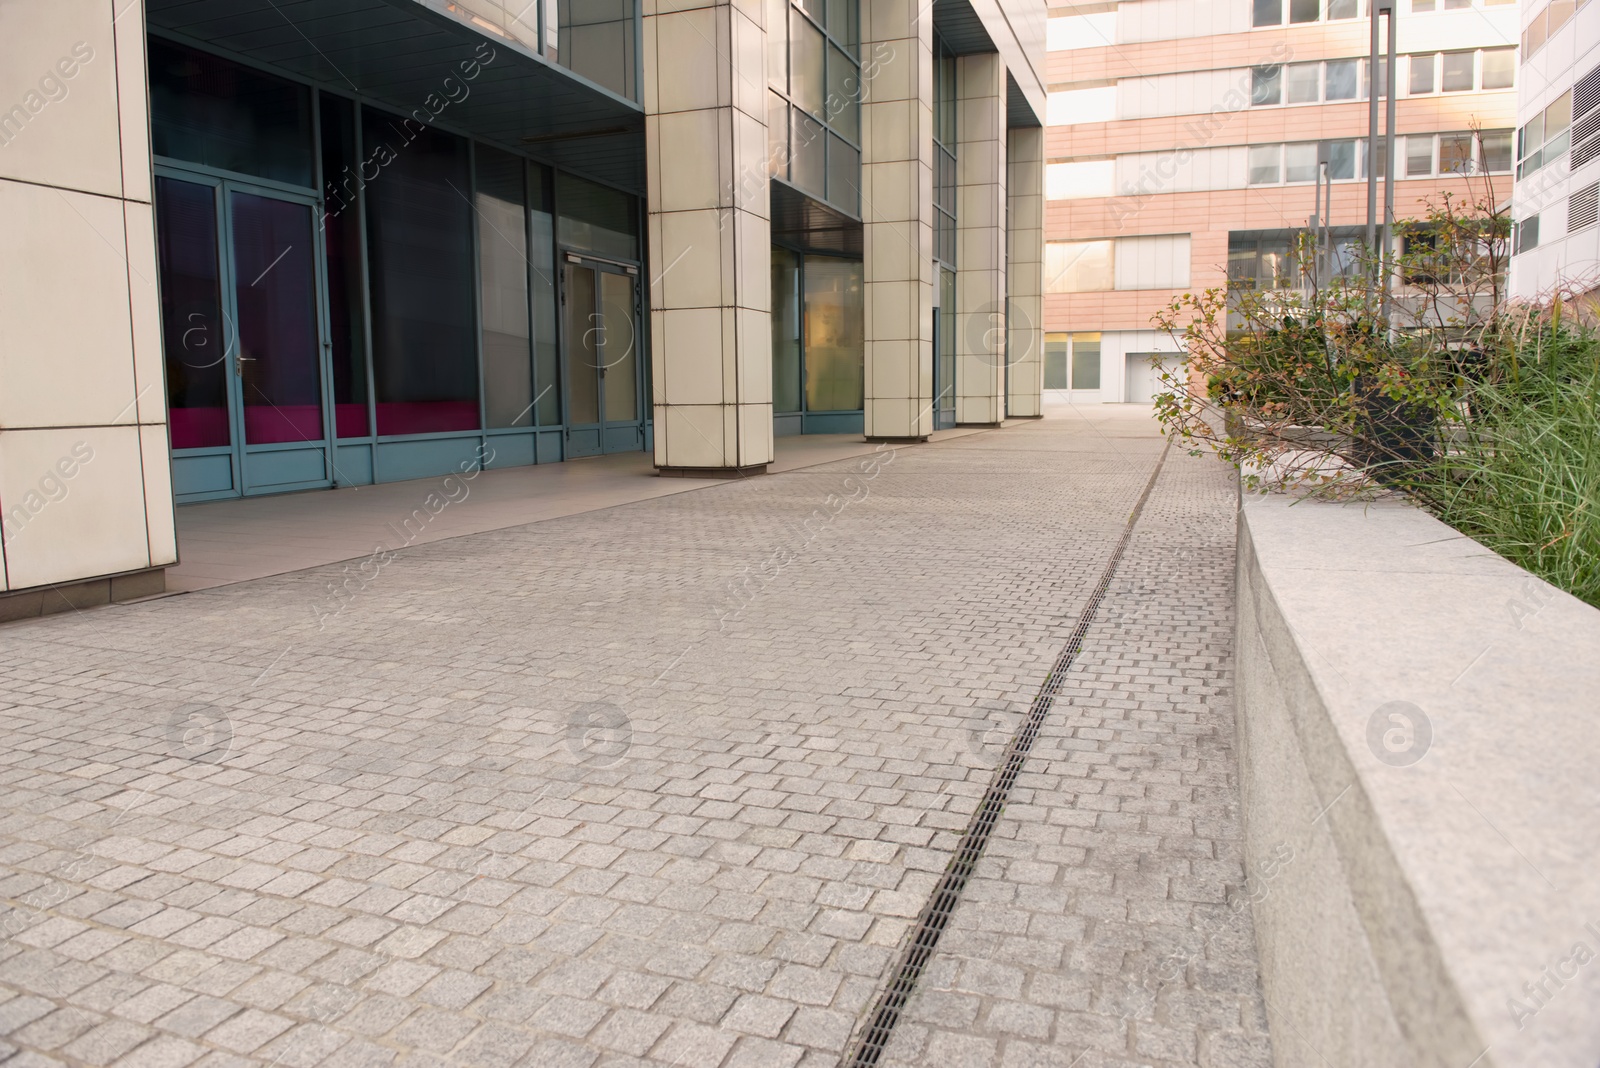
[148,37,313,187]
[792,10,825,116]
[478,146,534,428]
[319,94,369,438]
[769,91,791,178]
[827,133,859,214]
[530,164,561,425]
[362,108,480,435]
[556,172,639,260]
[230,192,324,444]
[1043,334,1069,389]
[565,264,600,424]
[826,44,859,140]
[1070,334,1102,390]
[768,0,789,90]
[156,177,230,449]
[772,248,802,413]
[600,271,638,422]
[557,0,638,99]
[803,256,863,411]
[792,109,827,196]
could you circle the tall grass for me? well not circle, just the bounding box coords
[1413,328,1600,608]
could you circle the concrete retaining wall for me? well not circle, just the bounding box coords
[1235,490,1600,1068]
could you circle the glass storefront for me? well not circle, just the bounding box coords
[772,248,863,434]
[932,36,957,430]
[148,37,646,501]
[766,0,861,215]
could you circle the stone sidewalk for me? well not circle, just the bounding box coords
[0,406,1272,1067]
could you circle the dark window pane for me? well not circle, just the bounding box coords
[557,0,637,100]
[361,108,480,435]
[772,247,802,413]
[477,146,533,429]
[826,132,860,214]
[529,164,561,425]
[231,192,323,444]
[1325,59,1358,100]
[1252,65,1283,106]
[1289,0,1318,21]
[828,0,859,53]
[319,94,368,438]
[556,172,639,260]
[1254,0,1283,25]
[156,177,229,449]
[792,108,826,196]
[148,37,313,186]
[1328,138,1356,179]
[792,10,825,116]
[826,44,860,141]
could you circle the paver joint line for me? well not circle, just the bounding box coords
[842,437,1175,1068]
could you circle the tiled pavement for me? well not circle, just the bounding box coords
[0,405,1273,1067]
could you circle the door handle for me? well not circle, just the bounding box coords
[235,354,255,376]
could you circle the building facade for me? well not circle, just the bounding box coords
[1043,0,1518,403]
[1509,0,1600,298]
[0,0,1045,616]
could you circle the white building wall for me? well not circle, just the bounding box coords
[0,0,176,601]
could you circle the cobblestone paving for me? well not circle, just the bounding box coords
[0,407,1271,1067]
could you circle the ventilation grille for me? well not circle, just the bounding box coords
[1576,63,1600,120]
[1574,132,1600,170]
[1575,111,1600,146]
[1571,183,1599,232]
[841,441,1173,1068]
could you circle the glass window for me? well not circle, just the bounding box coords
[148,37,313,186]
[1517,215,1540,252]
[768,91,790,178]
[1254,0,1283,25]
[1527,13,1549,54]
[361,108,479,435]
[791,9,825,117]
[1441,51,1474,92]
[1290,0,1320,22]
[1070,335,1102,389]
[1325,59,1358,100]
[826,132,859,213]
[803,256,863,411]
[1327,0,1357,17]
[1480,130,1512,172]
[476,146,533,429]
[556,0,638,100]
[1284,142,1318,182]
[1481,49,1514,90]
[792,108,826,196]
[772,248,802,413]
[1439,132,1475,174]
[1287,63,1321,103]
[1550,0,1576,31]
[1247,144,1281,184]
[1442,0,1469,7]
[1044,334,1069,389]
[826,44,859,141]
[156,177,229,449]
[1547,90,1573,135]
[556,172,639,260]
[827,0,858,52]
[528,164,560,426]
[936,47,957,147]
[768,0,789,91]
[1412,0,1435,9]
[319,94,369,439]
[1409,54,1435,94]
[1406,135,1435,176]
[1252,65,1283,106]
[1045,241,1114,292]
[1328,139,1356,179]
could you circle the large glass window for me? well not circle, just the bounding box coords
[1252,66,1282,106]
[1070,335,1102,390]
[772,248,803,414]
[319,93,369,439]
[362,108,479,435]
[769,0,861,212]
[556,172,639,260]
[934,37,957,267]
[1045,241,1113,293]
[1044,334,1069,389]
[556,0,638,100]
[156,177,229,449]
[529,164,561,426]
[477,146,534,428]
[803,256,863,411]
[148,38,313,186]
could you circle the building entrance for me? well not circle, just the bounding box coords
[560,254,644,457]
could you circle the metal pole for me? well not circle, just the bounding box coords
[1367,0,1380,279]
[1382,1,1397,321]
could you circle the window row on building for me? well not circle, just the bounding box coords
[1245,130,1513,184]
[1522,0,1591,60]
[1044,234,1192,293]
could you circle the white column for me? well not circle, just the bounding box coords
[860,0,935,441]
[1006,124,1044,418]
[954,53,1006,426]
[644,0,773,474]
[0,0,175,611]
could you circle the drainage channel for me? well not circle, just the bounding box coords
[842,438,1173,1067]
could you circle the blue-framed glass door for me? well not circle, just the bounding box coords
[157,169,334,500]
[561,254,643,457]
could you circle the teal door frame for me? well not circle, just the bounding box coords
[158,162,336,501]
[559,251,645,457]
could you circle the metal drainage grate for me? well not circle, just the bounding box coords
[843,439,1173,1068]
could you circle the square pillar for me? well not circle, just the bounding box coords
[644,0,773,475]
[954,53,1006,426]
[860,0,935,441]
[1006,125,1044,418]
